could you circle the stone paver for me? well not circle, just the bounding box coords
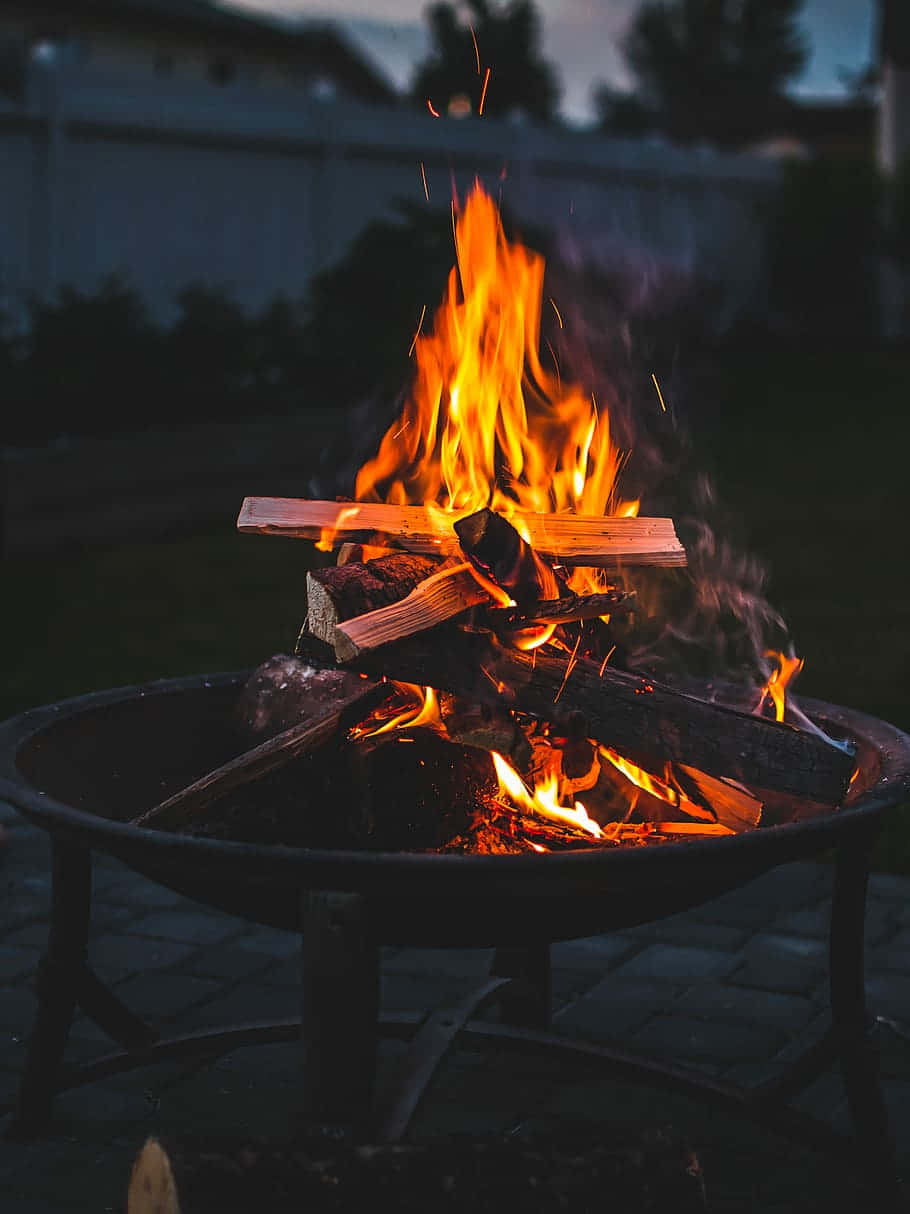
[2,811,910,1210]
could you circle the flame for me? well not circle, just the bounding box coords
[353,683,442,737]
[492,751,604,839]
[759,650,804,723]
[599,747,713,821]
[354,182,636,530]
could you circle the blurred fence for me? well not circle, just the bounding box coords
[0,61,780,329]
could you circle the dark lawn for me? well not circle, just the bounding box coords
[1,346,909,868]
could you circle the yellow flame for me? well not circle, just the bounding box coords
[599,747,712,820]
[491,751,603,839]
[354,182,636,529]
[355,684,441,737]
[760,650,804,723]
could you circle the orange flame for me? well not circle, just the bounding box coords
[491,751,604,839]
[759,650,804,724]
[598,747,713,821]
[353,683,442,737]
[354,182,636,531]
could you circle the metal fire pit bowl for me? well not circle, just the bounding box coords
[1,671,908,945]
[2,672,910,1204]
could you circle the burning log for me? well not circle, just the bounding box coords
[131,678,386,832]
[454,507,561,602]
[323,628,854,805]
[238,498,687,568]
[483,591,634,632]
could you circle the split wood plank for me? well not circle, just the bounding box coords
[238,497,687,567]
[333,561,490,662]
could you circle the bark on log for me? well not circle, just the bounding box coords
[131,680,386,832]
[239,498,687,567]
[333,561,491,662]
[330,628,855,804]
[306,553,441,646]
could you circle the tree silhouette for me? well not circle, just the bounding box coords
[596,0,808,145]
[412,0,559,123]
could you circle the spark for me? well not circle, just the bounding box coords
[544,339,561,390]
[391,419,411,441]
[598,645,616,677]
[478,67,491,116]
[553,633,582,704]
[480,665,503,692]
[469,25,481,75]
[651,372,667,412]
[419,161,429,201]
[549,297,564,329]
[408,304,427,357]
[427,99,440,118]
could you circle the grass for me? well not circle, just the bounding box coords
[1,344,909,869]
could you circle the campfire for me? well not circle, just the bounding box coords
[136,182,855,848]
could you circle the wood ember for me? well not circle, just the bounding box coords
[239,497,688,567]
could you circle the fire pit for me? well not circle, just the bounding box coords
[1,671,909,1205]
[4,179,908,1207]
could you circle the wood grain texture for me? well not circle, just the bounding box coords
[238,498,687,567]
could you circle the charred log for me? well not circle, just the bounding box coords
[318,626,854,805]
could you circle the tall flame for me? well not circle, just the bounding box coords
[355,182,636,527]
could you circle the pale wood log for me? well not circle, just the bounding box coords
[676,765,764,830]
[131,680,386,832]
[325,628,855,804]
[334,561,490,662]
[238,497,687,567]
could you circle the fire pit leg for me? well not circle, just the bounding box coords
[300,891,378,1134]
[8,842,91,1138]
[830,827,902,1207]
[491,944,551,1029]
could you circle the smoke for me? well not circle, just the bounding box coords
[544,248,795,694]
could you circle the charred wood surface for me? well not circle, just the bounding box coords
[239,497,687,567]
[335,629,855,804]
[454,507,561,602]
[483,591,634,631]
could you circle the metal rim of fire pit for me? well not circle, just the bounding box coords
[1,670,909,895]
